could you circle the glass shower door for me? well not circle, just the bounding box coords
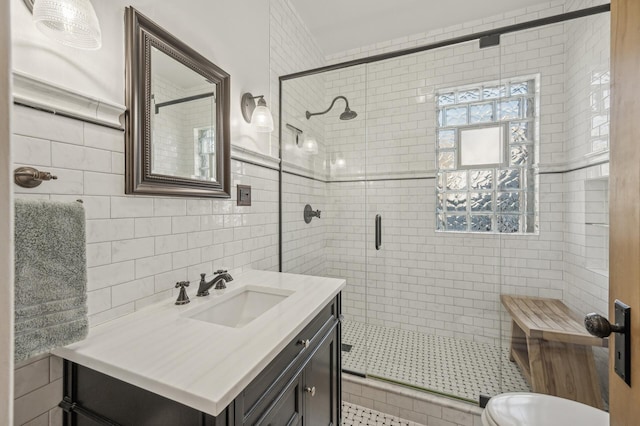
[361,36,515,403]
[279,63,371,379]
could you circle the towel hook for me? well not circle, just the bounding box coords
[14,167,58,188]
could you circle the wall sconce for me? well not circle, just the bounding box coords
[330,152,346,168]
[302,135,319,155]
[23,0,102,50]
[241,93,274,133]
[286,124,318,155]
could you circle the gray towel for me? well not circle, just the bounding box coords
[14,199,88,362]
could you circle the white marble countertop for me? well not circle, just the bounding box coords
[52,270,345,416]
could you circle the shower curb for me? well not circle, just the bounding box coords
[342,373,484,426]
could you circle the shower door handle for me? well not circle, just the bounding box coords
[375,214,382,250]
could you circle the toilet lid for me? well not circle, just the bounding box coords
[484,393,609,426]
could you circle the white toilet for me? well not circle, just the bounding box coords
[481,393,609,426]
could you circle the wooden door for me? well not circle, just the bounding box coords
[609,0,640,424]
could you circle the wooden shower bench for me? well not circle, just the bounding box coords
[500,295,606,409]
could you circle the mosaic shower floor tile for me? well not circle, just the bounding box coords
[342,402,423,426]
[342,320,530,402]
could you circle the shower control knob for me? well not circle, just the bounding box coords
[584,313,625,338]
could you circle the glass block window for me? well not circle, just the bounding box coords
[436,76,539,234]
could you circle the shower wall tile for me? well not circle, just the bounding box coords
[322,17,569,344]
[282,173,328,276]
[270,0,327,169]
[561,0,611,405]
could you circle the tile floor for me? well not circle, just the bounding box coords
[342,402,423,426]
[342,320,530,402]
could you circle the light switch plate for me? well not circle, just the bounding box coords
[237,185,251,206]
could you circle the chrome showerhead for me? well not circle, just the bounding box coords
[339,108,357,120]
[306,95,357,121]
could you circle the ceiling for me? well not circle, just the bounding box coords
[290,0,560,55]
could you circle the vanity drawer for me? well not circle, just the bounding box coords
[239,295,338,423]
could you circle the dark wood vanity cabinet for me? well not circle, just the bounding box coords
[60,294,341,426]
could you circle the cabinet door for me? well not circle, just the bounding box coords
[256,375,302,426]
[303,326,338,426]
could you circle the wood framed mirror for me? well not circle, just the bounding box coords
[125,7,231,198]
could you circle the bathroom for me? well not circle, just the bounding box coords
[0,0,638,425]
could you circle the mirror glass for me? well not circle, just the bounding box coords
[150,47,217,181]
[125,7,230,198]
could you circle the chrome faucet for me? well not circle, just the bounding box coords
[197,270,234,296]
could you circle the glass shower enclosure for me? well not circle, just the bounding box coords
[279,4,611,408]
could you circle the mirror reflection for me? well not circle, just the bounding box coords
[150,47,217,181]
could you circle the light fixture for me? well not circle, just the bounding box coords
[286,123,303,145]
[302,135,318,155]
[241,93,274,133]
[285,123,319,155]
[330,152,346,168]
[24,0,102,50]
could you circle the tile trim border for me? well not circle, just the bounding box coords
[13,71,126,130]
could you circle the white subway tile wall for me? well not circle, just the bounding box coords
[12,105,281,322]
[318,21,569,345]
[561,2,610,404]
[13,355,62,426]
[269,0,326,160]
[12,0,325,423]
[282,173,328,275]
[11,104,279,424]
[274,0,330,282]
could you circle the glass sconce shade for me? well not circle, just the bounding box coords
[242,93,274,133]
[302,135,318,154]
[250,99,274,133]
[32,0,102,50]
[331,152,346,168]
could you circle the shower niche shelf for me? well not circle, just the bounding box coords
[584,177,609,277]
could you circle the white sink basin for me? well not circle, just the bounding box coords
[186,286,294,328]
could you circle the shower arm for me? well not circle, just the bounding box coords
[306,96,351,119]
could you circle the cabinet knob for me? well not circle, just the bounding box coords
[297,339,310,349]
[304,386,316,397]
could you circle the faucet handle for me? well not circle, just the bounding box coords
[174,281,190,305]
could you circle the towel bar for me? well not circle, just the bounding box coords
[14,166,58,188]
